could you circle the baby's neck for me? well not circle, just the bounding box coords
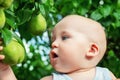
[67,67,96,80]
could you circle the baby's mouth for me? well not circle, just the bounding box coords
[50,51,58,65]
[53,53,58,58]
[51,51,58,59]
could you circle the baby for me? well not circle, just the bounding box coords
[0,15,117,80]
[41,15,116,80]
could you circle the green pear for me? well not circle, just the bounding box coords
[0,0,4,5]
[117,0,120,8]
[0,0,13,9]
[29,13,47,35]
[0,9,5,29]
[0,39,25,65]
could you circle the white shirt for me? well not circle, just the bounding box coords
[52,67,111,80]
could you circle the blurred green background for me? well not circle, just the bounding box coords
[2,0,120,79]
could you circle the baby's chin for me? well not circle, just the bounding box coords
[54,66,95,74]
[54,67,78,74]
[55,70,72,74]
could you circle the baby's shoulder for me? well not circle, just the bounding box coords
[40,76,52,80]
[95,67,116,80]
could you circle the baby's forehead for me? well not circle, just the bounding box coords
[53,16,102,33]
[52,15,106,38]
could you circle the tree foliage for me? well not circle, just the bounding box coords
[1,0,120,79]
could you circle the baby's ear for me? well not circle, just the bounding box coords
[86,43,99,59]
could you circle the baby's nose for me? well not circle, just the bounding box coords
[51,40,59,48]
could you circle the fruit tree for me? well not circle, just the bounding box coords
[0,0,120,80]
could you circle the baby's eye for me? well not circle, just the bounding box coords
[62,36,69,40]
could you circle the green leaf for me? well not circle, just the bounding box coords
[39,4,46,16]
[5,10,17,29]
[108,50,115,57]
[78,7,89,15]
[117,0,120,8]
[100,5,112,17]
[1,28,13,46]
[49,0,54,6]
[90,10,103,20]
[18,23,33,41]
[113,9,120,20]
[16,9,32,25]
[6,17,17,29]
[12,31,24,48]
[41,0,47,3]
[5,9,15,18]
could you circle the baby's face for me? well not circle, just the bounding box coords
[49,15,106,73]
[50,17,91,73]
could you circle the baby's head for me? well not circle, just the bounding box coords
[50,15,107,73]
